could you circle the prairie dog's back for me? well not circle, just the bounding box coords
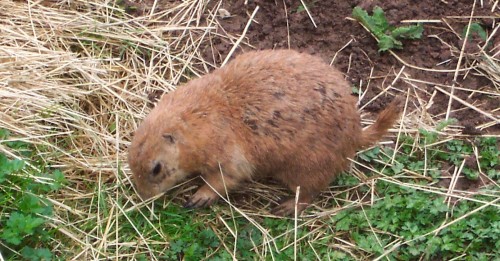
[209,50,363,173]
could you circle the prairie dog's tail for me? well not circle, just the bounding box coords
[359,96,404,148]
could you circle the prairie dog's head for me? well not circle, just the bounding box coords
[127,101,189,200]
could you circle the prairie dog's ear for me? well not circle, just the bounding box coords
[163,133,175,144]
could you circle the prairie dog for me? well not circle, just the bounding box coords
[128,49,402,216]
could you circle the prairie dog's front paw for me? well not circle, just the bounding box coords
[183,189,219,208]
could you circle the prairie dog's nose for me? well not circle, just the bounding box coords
[151,161,162,177]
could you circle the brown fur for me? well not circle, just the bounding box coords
[128,49,402,216]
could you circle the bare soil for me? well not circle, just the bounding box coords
[200,0,498,133]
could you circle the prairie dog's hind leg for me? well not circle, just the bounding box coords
[272,170,330,216]
[271,187,318,216]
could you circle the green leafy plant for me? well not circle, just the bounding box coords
[352,6,424,52]
[339,128,499,259]
[463,22,487,41]
[295,0,318,13]
[0,130,67,260]
[351,85,360,94]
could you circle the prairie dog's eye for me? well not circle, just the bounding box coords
[163,133,175,144]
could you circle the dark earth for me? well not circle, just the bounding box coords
[119,0,499,196]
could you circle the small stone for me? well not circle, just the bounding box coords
[218,8,231,19]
